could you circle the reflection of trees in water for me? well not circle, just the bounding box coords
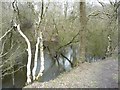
[2,45,79,88]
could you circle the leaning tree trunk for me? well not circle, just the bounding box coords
[79,0,87,62]
[16,24,32,84]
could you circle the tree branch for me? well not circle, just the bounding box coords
[0,27,13,41]
[61,53,73,66]
[58,30,80,51]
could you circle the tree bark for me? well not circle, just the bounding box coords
[79,0,87,62]
[32,37,40,80]
[36,0,45,80]
[16,24,32,84]
[36,31,45,80]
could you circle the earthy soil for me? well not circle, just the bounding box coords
[24,57,118,88]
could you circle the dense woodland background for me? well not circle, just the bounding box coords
[0,0,119,88]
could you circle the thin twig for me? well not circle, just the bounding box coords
[1,65,26,78]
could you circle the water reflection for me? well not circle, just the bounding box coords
[3,45,104,88]
[2,45,76,88]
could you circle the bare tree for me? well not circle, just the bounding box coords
[31,0,49,81]
[36,0,45,80]
[16,24,32,84]
[12,1,32,84]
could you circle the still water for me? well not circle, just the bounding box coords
[2,45,103,88]
[2,46,75,88]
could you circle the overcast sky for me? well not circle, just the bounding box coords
[87,0,116,5]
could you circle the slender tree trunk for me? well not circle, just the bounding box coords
[64,1,68,18]
[32,37,40,80]
[9,33,15,87]
[35,0,45,80]
[30,0,46,81]
[79,0,87,62]
[72,46,78,67]
[12,66,15,87]
[36,31,45,80]
[16,24,32,84]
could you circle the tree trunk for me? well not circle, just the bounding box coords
[34,0,45,80]
[79,0,87,62]
[36,31,45,80]
[106,34,112,57]
[64,1,68,18]
[32,37,40,80]
[16,24,32,84]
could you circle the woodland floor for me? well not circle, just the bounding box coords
[24,57,118,88]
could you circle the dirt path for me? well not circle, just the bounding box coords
[24,57,118,88]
